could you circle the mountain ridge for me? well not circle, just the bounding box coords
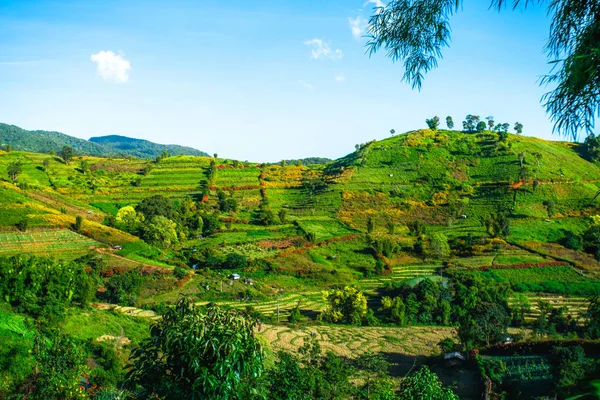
[0,123,208,159]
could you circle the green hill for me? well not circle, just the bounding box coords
[2,128,600,399]
[0,123,208,159]
[0,123,109,156]
[89,134,208,158]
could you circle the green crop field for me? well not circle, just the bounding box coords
[0,229,103,259]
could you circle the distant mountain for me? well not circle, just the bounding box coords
[89,135,208,159]
[282,157,332,165]
[0,123,208,159]
[0,123,109,156]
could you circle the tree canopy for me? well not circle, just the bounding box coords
[127,298,264,400]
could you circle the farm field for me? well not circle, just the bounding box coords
[0,229,102,259]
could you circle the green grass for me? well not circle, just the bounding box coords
[61,307,150,344]
[0,229,103,259]
[482,266,600,295]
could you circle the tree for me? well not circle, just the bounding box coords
[202,213,221,235]
[128,298,264,400]
[42,158,50,172]
[476,121,487,133]
[543,200,556,218]
[518,151,526,168]
[397,366,458,400]
[104,269,142,305]
[60,146,73,165]
[278,208,287,224]
[462,115,480,132]
[514,121,524,134]
[116,205,143,228]
[366,1,600,140]
[33,332,88,399]
[446,116,454,129]
[74,215,83,232]
[321,286,368,325]
[136,194,173,220]
[583,133,600,162]
[486,116,495,131]
[583,296,600,339]
[425,116,440,130]
[79,160,89,175]
[7,161,22,183]
[224,253,248,269]
[141,216,179,247]
[550,346,593,393]
[366,216,375,233]
[5,144,10,152]
[429,233,450,259]
[390,128,396,136]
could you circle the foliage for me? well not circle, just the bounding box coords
[33,331,88,400]
[7,161,22,183]
[321,287,368,325]
[397,366,458,400]
[127,298,264,400]
[583,133,600,162]
[140,216,178,248]
[265,338,355,400]
[426,116,440,130]
[550,345,594,394]
[103,269,142,306]
[135,195,173,221]
[89,134,208,158]
[0,255,94,320]
[366,0,600,139]
[116,206,143,228]
[60,146,74,164]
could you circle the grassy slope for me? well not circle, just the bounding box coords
[0,128,599,294]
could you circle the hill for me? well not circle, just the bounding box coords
[89,134,208,158]
[0,123,208,159]
[1,128,600,399]
[0,123,109,156]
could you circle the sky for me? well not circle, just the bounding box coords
[0,0,558,161]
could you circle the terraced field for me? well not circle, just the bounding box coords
[197,292,326,320]
[509,294,590,322]
[0,229,102,259]
[360,264,441,288]
[259,324,453,358]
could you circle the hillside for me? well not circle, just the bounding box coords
[1,128,600,399]
[0,123,208,159]
[89,134,208,158]
[0,123,109,156]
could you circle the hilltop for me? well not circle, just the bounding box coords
[89,135,208,158]
[0,123,208,159]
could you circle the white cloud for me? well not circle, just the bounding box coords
[298,80,314,90]
[335,74,345,83]
[90,50,131,83]
[303,39,343,60]
[348,16,367,39]
[364,0,385,8]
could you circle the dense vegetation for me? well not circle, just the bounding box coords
[1,122,600,398]
[89,135,208,159]
[0,123,208,159]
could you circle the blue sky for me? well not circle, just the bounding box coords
[0,0,556,161]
